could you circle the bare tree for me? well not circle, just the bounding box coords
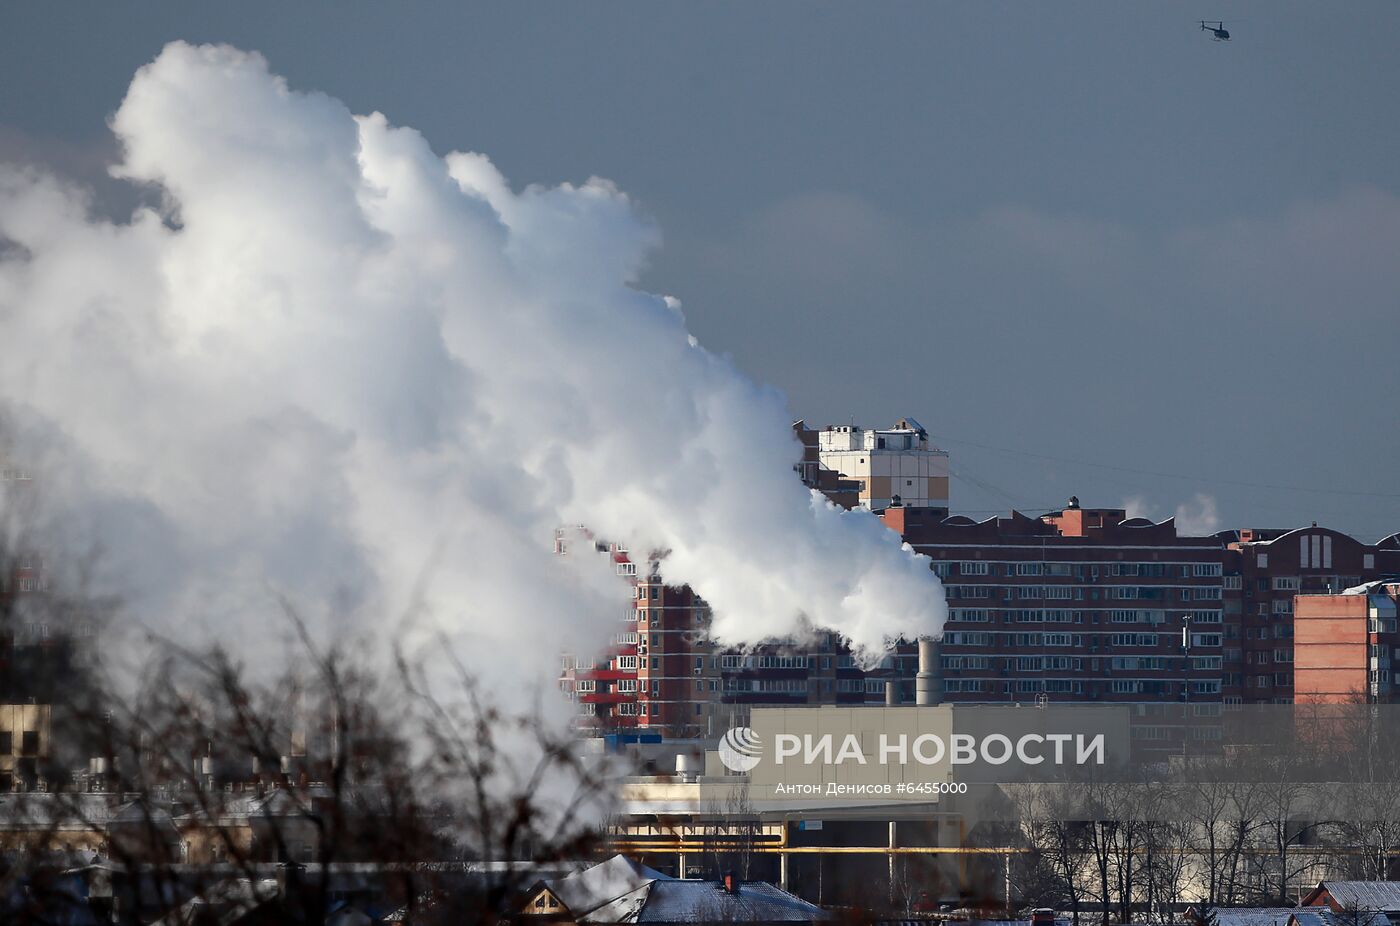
[0,612,620,924]
[701,780,762,882]
[1182,755,1268,906]
[1013,782,1093,926]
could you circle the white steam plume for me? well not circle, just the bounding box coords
[1122,493,1221,537]
[0,43,944,689]
[1172,493,1221,537]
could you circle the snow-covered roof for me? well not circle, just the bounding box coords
[579,883,653,923]
[544,855,672,918]
[633,880,828,923]
[540,856,827,923]
[1212,908,1299,926]
[1290,911,1389,926]
[1312,881,1400,913]
[1342,579,1400,596]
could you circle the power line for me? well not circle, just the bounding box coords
[949,507,1060,515]
[948,467,1031,509]
[930,432,1400,500]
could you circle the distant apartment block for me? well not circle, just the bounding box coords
[884,500,1229,704]
[885,503,1400,707]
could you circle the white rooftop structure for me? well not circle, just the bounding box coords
[816,417,949,512]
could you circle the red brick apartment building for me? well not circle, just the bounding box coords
[1222,527,1400,702]
[561,516,1400,731]
[560,547,921,735]
[1293,580,1400,703]
[885,501,1229,704]
[559,419,1400,730]
[887,508,1400,707]
[561,422,936,735]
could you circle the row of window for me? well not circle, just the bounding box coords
[1243,650,1294,665]
[723,678,808,693]
[571,651,917,676]
[718,653,864,670]
[946,654,1229,673]
[1106,679,1222,695]
[634,606,707,620]
[1243,625,1293,640]
[1132,726,1223,741]
[947,608,1222,624]
[940,561,1222,578]
[584,702,722,719]
[942,678,1225,696]
[945,584,1223,601]
[945,630,1225,648]
[832,678,891,694]
[945,633,1085,655]
[943,679,1086,694]
[572,678,644,694]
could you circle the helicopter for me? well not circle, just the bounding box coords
[1200,20,1231,41]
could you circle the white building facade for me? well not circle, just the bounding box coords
[816,417,949,513]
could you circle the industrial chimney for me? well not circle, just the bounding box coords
[885,679,901,706]
[916,637,942,706]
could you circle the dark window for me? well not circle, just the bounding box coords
[20,731,38,756]
[0,732,10,754]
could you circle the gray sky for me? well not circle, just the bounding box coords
[3,2,1397,540]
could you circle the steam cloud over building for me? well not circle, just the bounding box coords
[0,42,945,692]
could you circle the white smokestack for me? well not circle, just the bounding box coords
[916,638,942,706]
[0,42,946,692]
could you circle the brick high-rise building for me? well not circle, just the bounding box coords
[560,415,1400,730]
[1292,580,1400,703]
[561,418,947,735]
[883,504,1400,707]
[884,500,1229,704]
[1222,527,1400,702]
[561,554,923,735]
